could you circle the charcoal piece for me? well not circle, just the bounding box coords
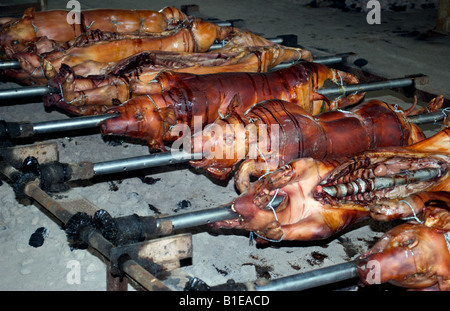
[175,200,191,212]
[184,277,211,291]
[139,176,161,185]
[28,227,48,248]
[353,58,368,67]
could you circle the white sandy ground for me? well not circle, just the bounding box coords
[0,0,448,291]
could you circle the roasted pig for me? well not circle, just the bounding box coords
[0,6,188,55]
[357,195,450,291]
[99,62,364,149]
[42,32,311,108]
[190,98,436,186]
[6,18,236,84]
[212,127,449,242]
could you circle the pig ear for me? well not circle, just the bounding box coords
[23,7,36,18]
[157,107,177,125]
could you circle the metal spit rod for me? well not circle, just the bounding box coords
[158,205,240,231]
[85,134,446,179]
[107,164,436,238]
[407,108,449,125]
[0,85,55,100]
[0,60,21,70]
[33,113,119,135]
[254,261,358,291]
[0,113,119,139]
[321,168,442,198]
[269,55,346,69]
[159,196,285,231]
[92,150,202,177]
[209,37,283,50]
[317,77,414,96]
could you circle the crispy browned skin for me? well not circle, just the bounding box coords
[7,18,236,84]
[42,32,310,109]
[99,62,364,149]
[357,194,450,291]
[190,98,430,187]
[0,6,187,56]
[212,128,449,243]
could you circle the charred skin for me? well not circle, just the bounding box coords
[100,63,363,151]
[357,199,450,291]
[213,128,450,243]
[0,7,188,56]
[191,98,428,188]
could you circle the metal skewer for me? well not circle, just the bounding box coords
[193,260,359,291]
[0,113,119,139]
[320,168,443,198]
[407,108,449,125]
[317,77,414,96]
[255,261,359,291]
[0,59,21,70]
[270,54,348,69]
[209,36,283,50]
[0,85,56,101]
[92,150,202,177]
